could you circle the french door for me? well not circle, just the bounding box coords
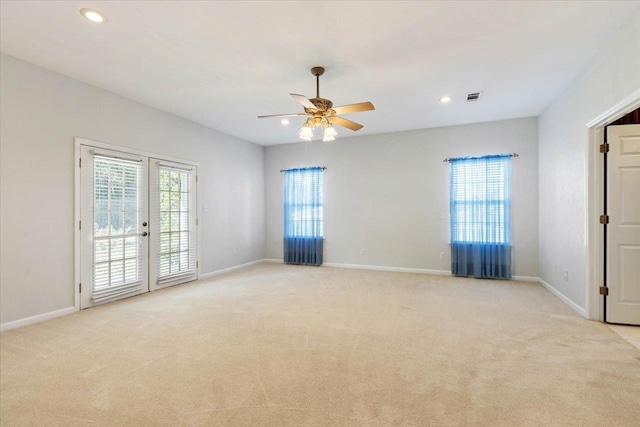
[149,159,198,291]
[79,145,197,308]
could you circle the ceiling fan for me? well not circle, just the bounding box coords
[258,66,375,142]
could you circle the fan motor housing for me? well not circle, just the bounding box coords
[307,97,333,113]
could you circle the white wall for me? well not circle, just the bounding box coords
[538,11,640,312]
[265,117,538,277]
[0,54,265,325]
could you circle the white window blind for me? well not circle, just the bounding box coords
[284,168,324,238]
[450,155,511,244]
[91,154,145,301]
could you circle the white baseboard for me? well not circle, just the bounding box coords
[277,260,538,280]
[199,259,264,279]
[0,306,76,332]
[324,262,451,276]
[537,278,587,318]
[263,258,284,263]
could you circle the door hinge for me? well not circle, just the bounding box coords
[599,143,609,153]
[79,158,82,168]
[196,261,199,269]
[599,214,609,224]
[79,220,82,230]
[195,175,198,183]
[196,218,199,226]
[599,286,608,296]
[79,283,82,293]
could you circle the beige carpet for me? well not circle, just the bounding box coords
[1,263,639,426]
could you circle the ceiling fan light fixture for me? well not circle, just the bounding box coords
[299,125,313,141]
[324,125,337,139]
[310,116,324,128]
[258,66,375,141]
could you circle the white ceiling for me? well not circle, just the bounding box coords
[1,1,638,146]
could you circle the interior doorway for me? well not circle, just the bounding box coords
[587,94,640,323]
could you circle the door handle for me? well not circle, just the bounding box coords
[141,232,149,237]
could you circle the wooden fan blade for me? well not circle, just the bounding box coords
[329,116,364,131]
[332,101,375,115]
[290,93,317,110]
[258,113,305,119]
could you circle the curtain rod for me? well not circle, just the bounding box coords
[280,166,327,172]
[443,153,519,163]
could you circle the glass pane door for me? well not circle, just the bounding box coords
[80,146,148,308]
[149,159,197,290]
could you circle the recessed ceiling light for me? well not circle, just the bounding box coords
[80,8,107,23]
[281,119,290,126]
[440,95,452,103]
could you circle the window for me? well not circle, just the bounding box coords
[449,154,512,279]
[284,167,324,238]
[283,167,324,266]
[450,155,511,244]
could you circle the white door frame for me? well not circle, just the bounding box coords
[585,88,640,321]
[74,137,200,311]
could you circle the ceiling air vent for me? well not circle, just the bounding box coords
[466,92,482,102]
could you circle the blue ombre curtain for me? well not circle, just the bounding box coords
[283,167,324,266]
[450,155,512,279]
